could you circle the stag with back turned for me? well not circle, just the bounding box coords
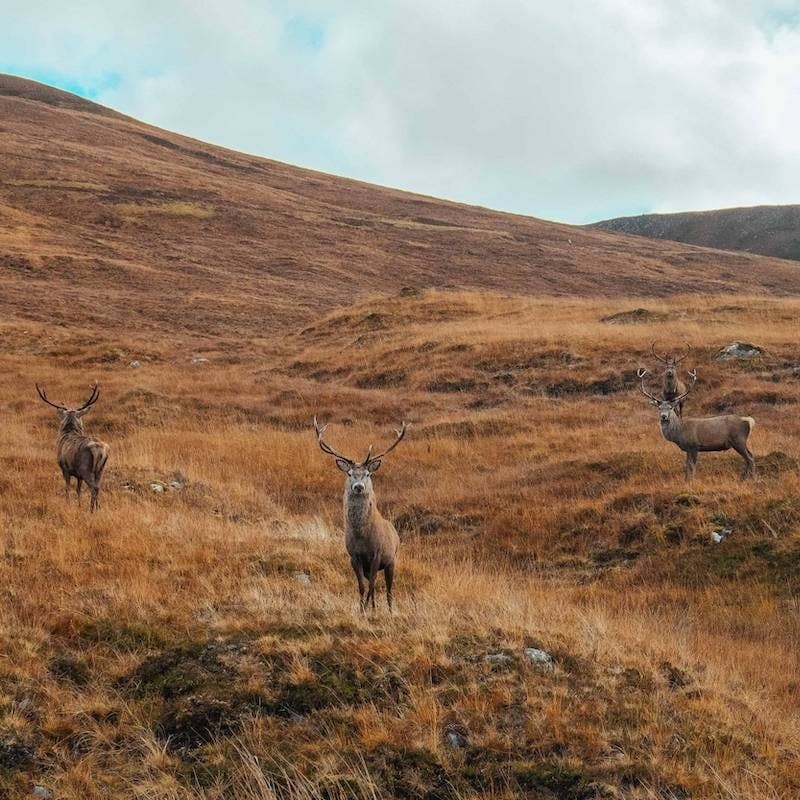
[314,417,406,613]
[651,342,690,415]
[638,369,755,480]
[36,383,110,511]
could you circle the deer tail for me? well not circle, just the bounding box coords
[743,417,755,432]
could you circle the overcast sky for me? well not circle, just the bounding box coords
[2,1,799,223]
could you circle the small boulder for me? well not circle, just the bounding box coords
[445,730,468,749]
[31,788,53,800]
[128,360,141,368]
[484,652,513,665]
[715,342,763,361]
[524,647,555,669]
[191,357,209,365]
[292,571,312,586]
[149,482,165,494]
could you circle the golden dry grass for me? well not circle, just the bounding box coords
[1,289,799,799]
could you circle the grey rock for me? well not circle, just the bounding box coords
[191,357,209,364]
[31,788,53,800]
[149,482,165,494]
[484,652,513,665]
[715,341,763,361]
[292,571,312,585]
[446,730,468,749]
[168,480,184,491]
[128,360,141,368]
[524,647,555,668]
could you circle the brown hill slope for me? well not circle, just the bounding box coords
[2,74,800,341]
[593,205,800,262]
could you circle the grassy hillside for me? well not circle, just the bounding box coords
[4,73,800,343]
[593,205,800,263]
[1,290,799,799]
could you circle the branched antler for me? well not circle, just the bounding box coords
[366,422,407,465]
[637,368,662,403]
[314,417,354,465]
[35,384,67,411]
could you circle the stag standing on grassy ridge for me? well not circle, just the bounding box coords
[651,342,690,415]
[314,417,406,613]
[36,383,110,511]
[638,369,756,481]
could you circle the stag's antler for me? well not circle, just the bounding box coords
[314,417,354,465]
[637,368,662,403]
[35,384,67,411]
[651,343,668,364]
[672,369,697,404]
[365,422,407,465]
[77,383,100,412]
[674,343,691,364]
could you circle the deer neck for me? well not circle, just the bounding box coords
[344,489,379,536]
[660,412,683,444]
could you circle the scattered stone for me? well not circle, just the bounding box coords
[150,483,165,494]
[191,357,209,365]
[292,571,312,586]
[711,526,731,544]
[31,787,53,800]
[524,648,555,669]
[715,341,763,361]
[484,652,513,665]
[128,360,141,368]
[168,480,184,491]
[446,730,468,749]
[15,697,34,715]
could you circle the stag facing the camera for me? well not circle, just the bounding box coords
[36,383,110,511]
[314,417,406,613]
[638,369,755,481]
[651,342,691,415]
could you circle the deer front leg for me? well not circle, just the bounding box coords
[366,553,381,613]
[351,556,367,613]
[684,450,698,481]
[384,562,395,613]
[62,471,71,502]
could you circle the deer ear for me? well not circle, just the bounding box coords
[335,458,351,473]
[366,459,382,474]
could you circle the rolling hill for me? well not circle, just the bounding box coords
[2,73,800,341]
[593,205,800,262]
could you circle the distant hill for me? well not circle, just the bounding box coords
[592,205,800,262]
[3,74,800,341]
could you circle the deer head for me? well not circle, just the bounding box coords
[314,417,407,499]
[651,342,690,380]
[638,368,696,423]
[36,383,100,434]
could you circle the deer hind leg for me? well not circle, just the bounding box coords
[732,440,756,480]
[63,473,71,502]
[384,562,395,613]
[75,478,83,506]
[685,450,698,481]
[351,556,367,613]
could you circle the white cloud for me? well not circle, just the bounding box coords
[2,0,799,222]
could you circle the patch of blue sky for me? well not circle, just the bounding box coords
[284,15,325,51]
[0,66,122,100]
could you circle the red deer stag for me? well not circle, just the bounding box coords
[314,417,406,612]
[638,369,755,480]
[651,342,690,415]
[36,383,110,511]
